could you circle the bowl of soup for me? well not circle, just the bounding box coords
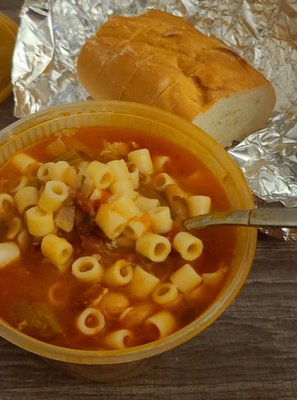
[0,101,257,381]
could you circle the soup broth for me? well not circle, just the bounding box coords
[0,127,235,350]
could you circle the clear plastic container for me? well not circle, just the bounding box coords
[0,101,257,381]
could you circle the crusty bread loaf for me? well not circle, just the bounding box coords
[77,10,276,147]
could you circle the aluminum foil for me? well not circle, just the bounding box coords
[11,0,297,240]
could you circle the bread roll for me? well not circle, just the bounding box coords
[77,10,276,147]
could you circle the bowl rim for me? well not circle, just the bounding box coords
[0,100,257,364]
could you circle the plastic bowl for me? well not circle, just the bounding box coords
[0,101,257,381]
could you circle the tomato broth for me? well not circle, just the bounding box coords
[0,127,236,350]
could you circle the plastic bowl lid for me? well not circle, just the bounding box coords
[0,13,18,104]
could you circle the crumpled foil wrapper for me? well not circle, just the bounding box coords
[11,0,297,240]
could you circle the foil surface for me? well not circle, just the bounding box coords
[11,0,297,239]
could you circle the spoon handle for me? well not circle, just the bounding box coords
[184,208,297,231]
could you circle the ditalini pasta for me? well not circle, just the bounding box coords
[152,155,170,171]
[152,283,180,306]
[172,232,203,261]
[110,179,135,198]
[14,186,39,214]
[170,264,202,293]
[0,193,15,215]
[186,195,211,217]
[37,162,58,182]
[76,307,105,336]
[0,126,236,351]
[145,310,177,340]
[103,329,134,349]
[25,206,55,237]
[149,206,173,234]
[126,163,139,189]
[72,256,104,283]
[38,180,69,212]
[107,159,130,181]
[128,265,160,299]
[128,148,154,175]
[0,242,20,270]
[86,160,114,189]
[95,203,127,239]
[41,234,73,268]
[136,233,171,262]
[134,195,160,212]
[11,153,38,174]
[152,173,175,192]
[103,259,133,287]
[6,217,22,240]
[123,215,151,240]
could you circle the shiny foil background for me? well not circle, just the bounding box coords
[11,0,297,239]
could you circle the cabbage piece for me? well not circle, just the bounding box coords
[14,301,63,338]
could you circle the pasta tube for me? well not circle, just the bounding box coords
[152,173,175,192]
[121,302,155,329]
[170,264,202,293]
[39,180,69,212]
[149,206,173,234]
[14,186,39,214]
[172,231,203,261]
[108,194,140,220]
[37,162,58,182]
[86,160,113,189]
[152,283,179,306]
[0,242,20,270]
[95,203,127,239]
[6,217,22,240]
[76,308,105,336]
[72,256,104,283]
[12,153,38,174]
[107,159,130,181]
[110,179,135,198]
[103,329,134,349]
[152,155,170,171]
[25,206,55,237]
[136,233,171,262]
[186,195,211,217]
[128,148,154,175]
[103,259,133,287]
[134,195,159,212]
[123,215,151,240]
[145,310,177,340]
[126,163,139,189]
[41,233,73,267]
[128,265,160,299]
[0,193,15,215]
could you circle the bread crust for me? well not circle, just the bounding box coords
[77,10,276,144]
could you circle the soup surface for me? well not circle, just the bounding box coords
[0,127,235,350]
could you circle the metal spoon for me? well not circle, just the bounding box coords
[184,207,297,231]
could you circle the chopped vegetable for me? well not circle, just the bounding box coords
[54,149,82,165]
[99,140,130,161]
[54,206,75,233]
[14,301,63,338]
